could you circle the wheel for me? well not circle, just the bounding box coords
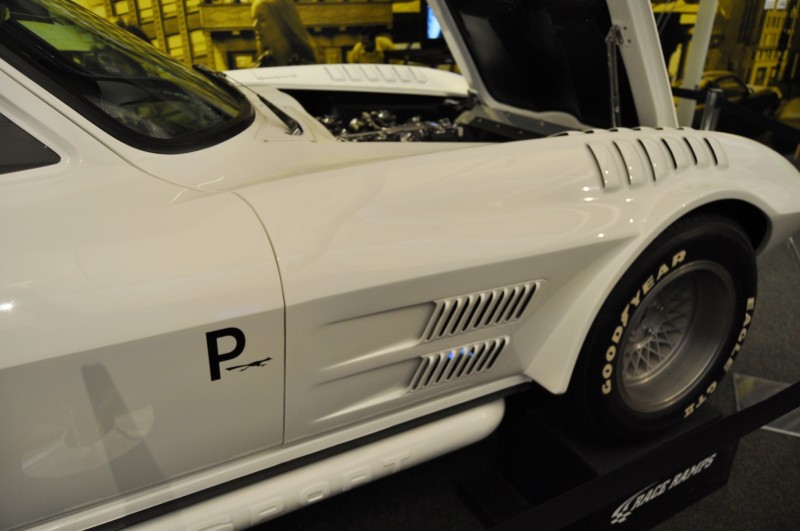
[569,215,757,439]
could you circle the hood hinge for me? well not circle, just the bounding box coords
[606,25,624,128]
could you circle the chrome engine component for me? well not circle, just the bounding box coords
[318,110,463,142]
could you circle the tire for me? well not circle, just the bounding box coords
[569,215,757,440]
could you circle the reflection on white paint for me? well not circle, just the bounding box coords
[22,406,155,478]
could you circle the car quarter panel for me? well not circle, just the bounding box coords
[0,82,285,530]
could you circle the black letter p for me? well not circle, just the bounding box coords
[206,327,246,381]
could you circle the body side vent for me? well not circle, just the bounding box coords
[422,282,538,342]
[408,337,509,392]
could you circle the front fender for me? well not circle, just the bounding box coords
[523,128,800,394]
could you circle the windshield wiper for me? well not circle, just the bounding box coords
[255,93,303,136]
[192,64,246,101]
[193,64,303,136]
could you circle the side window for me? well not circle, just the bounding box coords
[0,112,60,174]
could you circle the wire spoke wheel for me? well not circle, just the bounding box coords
[569,214,757,440]
[618,261,736,413]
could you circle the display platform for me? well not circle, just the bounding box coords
[459,379,800,531]
[735,373,800,437]
[460,395,736,531]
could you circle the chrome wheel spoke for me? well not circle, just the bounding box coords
[621,276,698,382]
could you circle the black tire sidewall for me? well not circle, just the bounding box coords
[573,216,757,439]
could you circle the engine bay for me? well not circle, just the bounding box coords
[282,89,530,142]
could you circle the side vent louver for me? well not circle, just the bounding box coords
[422,282,537,342]
[408,337,508,392]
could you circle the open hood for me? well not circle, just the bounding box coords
[429,0,678,134]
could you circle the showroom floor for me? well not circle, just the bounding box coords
[259,235,800,531]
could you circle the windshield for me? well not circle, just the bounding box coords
[0,0,253,153]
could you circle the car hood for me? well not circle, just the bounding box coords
[428,0,677,132]
[226,64,471,99]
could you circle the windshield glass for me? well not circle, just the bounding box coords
[0,0,252,152]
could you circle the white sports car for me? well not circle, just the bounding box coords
[2,0,799,529]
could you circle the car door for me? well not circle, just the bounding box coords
[0,75,286,530]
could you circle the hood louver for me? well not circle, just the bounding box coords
[586,130,728,191]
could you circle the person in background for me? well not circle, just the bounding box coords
[250,0,318,67]
[348,31,394,64]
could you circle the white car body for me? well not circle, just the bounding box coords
[237,62,472,97]
[1,1,799,529]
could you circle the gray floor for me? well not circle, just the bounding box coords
[260,236,800,531]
